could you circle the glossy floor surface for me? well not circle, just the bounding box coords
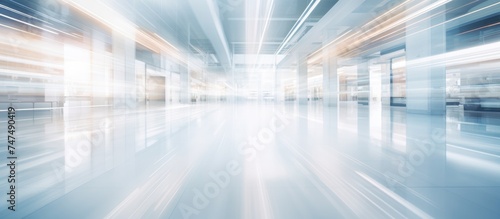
[1,102,499,218]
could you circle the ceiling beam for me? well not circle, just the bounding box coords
[188,0,232,72]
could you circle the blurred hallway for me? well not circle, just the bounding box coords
[1,0,500,218]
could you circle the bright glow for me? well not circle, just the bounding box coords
[392,59,406,69]
[407,41,500,68]
[256,0,275,55]
[64,44,91,97]
[64,0,184,62]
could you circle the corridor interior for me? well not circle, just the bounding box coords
[1,0,500,218]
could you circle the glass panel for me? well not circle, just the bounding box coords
[391,56,406,106]
[64,45,91,98]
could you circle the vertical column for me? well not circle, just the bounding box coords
[358,60,370,139]
[92,29,107,106]
[381,62,392,107]
[161,52,171,104]
[41,0,65,107]
[274,64,280,103]
[90,28,108,178]
[380,61,392,146]
[296,57,308,147]
[322,50,339,107]
[404,2,446,191]
[112,28,136,166]
[112,31,136,109]
[180,64,190,104]
[231,45,236,104]
[295,55,308,144]
[258,71,263,104]
[369,60,383,106]
[276,68,285,103]
[369,61,383,144]
[357,61,370,105]
[322,49,339,141]
[296,55,308,105]
[181,23,191,104]
[406,4,446,115]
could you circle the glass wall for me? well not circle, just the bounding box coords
[338,66,357,102]
[308,64,323,102]
[171,72,181,104]
[390,56,406,106]
[136,60,146,105]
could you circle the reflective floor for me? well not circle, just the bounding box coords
[1,102,499,218]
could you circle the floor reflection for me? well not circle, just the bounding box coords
[0,102,499,218]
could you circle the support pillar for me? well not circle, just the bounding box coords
[90,28,109,179]
[91,29,107,106]
[161,52,171,104]
[357,61,370,105]
[322,50,339,107]
[111,28,136,168]
[381,62,392,107]
[369,61,383,144]
[404,1,447,191]
[274,64,280,103]
[112,30,136,109]
[406,4,446,115]
[322,50,339,140]
[358,60,370,139]
[296,56,308,105]
[180,64,190,104]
